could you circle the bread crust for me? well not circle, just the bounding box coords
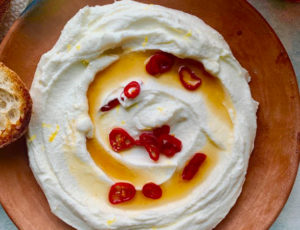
[0,62,32,148]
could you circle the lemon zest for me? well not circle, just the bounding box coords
[170,27,185,34]
[183,30,192,39]
[76,45,81,50]
[144,4,153,10]
[49,125,60,142]
[42,123,52,128]
[115,105,120,113]
[142,36,148,47]
[157,106,164,112]
[166,160,173,165]
[107,218,116,226]
[81,60,89,66]
[67,44,72,51]
[28,134,36,142]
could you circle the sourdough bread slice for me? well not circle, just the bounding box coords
[0,62,32,148]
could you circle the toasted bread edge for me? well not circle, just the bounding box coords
[0,62,32,148]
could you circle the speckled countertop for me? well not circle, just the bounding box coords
[0,0,299,229]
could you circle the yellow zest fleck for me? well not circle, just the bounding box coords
[134,104,139,108]
[183,30,192,39]
[107,218,116,226]
[28,134,36,142]
[151,227,158,230]
[171,27,185,34]
[115,105,120,113]
[166,160,173,165]
[157,106,164,112]
[121,120,126,125]
[157,40,174,45]
[144,127,153,131]
[76,45,81,51]
[81,60,89,66]
[49,125,60,142]
[42,123,52,128]
[67,44,72,51]
[144,4,153,10]
[142,36,148,47]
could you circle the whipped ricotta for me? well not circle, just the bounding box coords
[27,1,258,230]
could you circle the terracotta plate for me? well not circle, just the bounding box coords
[0,0,299,229]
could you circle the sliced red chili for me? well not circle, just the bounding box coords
[109,128,135,152]
[145,144,160,161]
[109,182,136,204]
[124,81,141,99]
[146,51,175,76]
[136,132,158,146]
[142,182,162,199]
[179,66,202,91]
[136,133,160,161]
[135,125,181,161]
[158,134,182,157]
[153,125,170,138]
[100,98,120,112]
[120,92,125,101]
[182,153,207,180]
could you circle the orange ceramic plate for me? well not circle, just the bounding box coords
[0,0,299,230]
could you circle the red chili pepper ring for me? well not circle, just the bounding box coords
[124,81,141,99]
[158,134,182,157]
[109,182,136,204]
[179,66,202,91]
[142,182,162,199]
[146,51,175,76]
[109,128,135,152]
[100,98,120,112]
[182,153,207,180]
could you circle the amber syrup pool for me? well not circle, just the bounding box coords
[87,51,233,209]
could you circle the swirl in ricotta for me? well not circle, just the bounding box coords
[27,1,257,230]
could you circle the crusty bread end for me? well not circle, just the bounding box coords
[0,62,32,148]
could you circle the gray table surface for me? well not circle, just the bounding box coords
[0,0,299,229]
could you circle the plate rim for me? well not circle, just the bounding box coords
[0,0,299,229]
